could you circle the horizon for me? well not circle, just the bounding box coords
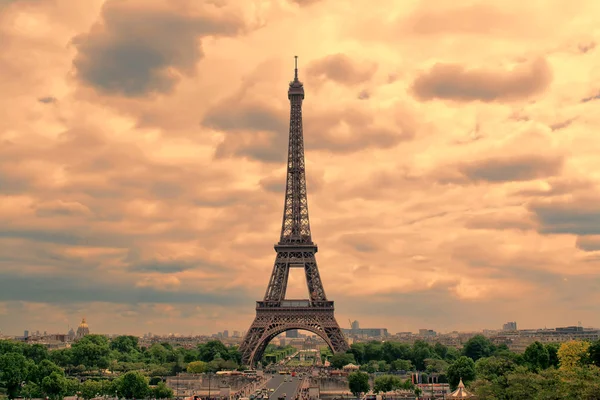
[1,0,600,337]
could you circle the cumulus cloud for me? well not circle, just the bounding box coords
[2,0,600,335]
[307,53,378,86]
[411,58,552,102]
[71,0,245,97]
[459,155,563,183]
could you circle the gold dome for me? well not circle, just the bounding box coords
[79,317,88,328]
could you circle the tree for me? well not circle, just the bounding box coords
[411,341,434,370]
[80,380,103,400]
[30,360,64,385]
[446,356,476,389]
[474,356,517,382]
[152,382,174,399]
[558,340,590,372]
[588,340,600,367]
[0,352,34,398]
[330,352,356,369]
[24,344,49,364]
[71,336,110,369]
[110,336,140,354]
[433,342,448,359]
[186,361,207,373]
[198,341,231,362]
[424,358,449,374]
[348,371,370,398]
[41,371,68,400]
[115,371,150,399]
[462,335,495,362]
[391,359,413,372]
[373,375,401,394]
[21,382,43,400]
[523,341,550,372]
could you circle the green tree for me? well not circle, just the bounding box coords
[71,335,110,369]
[21,382,43,400]
[80,380,103,400]
[41,371,68,400]
[424,358,449,374]
[475,356,517,382]
[152,382,173,399]
[587,340,600,367]
[329,352,356,369]
[0,352,34,398]
[411,341,434,370]
[391,359,413,371]
[462,335,495,362]
[30,360,64,385]
[433,342,448,359]
[558,340,590,372]
[348,371,370,398]
[523,341,550,372]
[349,343,366,364]
[186,361,207,373]
[446,356,476,389]
[110,336,140,353]
[380,342,412,363]
[24,344,49,364]
[373,375,401,393]
[115,371,150,399]
[198,341,231,362]
[49,349,73,369]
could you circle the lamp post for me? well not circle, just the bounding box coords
[208,373,212,400]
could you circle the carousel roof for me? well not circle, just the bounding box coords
[448,379,474,398]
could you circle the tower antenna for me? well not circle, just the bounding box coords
[294,55,298,80]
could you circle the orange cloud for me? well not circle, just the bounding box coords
[1,0,600,336]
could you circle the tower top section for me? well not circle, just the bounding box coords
[288,55,305,100]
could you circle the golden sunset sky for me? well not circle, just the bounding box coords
[1,0,600,336]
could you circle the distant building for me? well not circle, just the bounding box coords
[223,330,229,338]
[233,331,241,338]
[67,328,75,341]
[503,322,517,331]
[343,328,388,338]
[76,318,90,339]
[286,329,299,338]
[351,320,360,330]
[419,329,437,337]
[24,330,29,338]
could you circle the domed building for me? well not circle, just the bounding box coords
[75,317,90,340]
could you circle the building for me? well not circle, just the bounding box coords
[223,330,229,338]
[419,329,437,337]
[351,320,360,330]
[286,329,299,338]
[342,327,389,338]
[76,317,90,339]
[503,322,517,331]
[24,330,29,338]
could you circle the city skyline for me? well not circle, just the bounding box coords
[2,0,600,336]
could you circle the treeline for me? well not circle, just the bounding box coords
[334,336,600,399]
[0,335,243,400]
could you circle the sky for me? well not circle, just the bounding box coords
[1,0,600,337]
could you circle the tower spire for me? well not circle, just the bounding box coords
[282,56,309,244]
[294,55,298,81]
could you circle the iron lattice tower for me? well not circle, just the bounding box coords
[239,57,349,366]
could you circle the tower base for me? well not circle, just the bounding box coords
[239,301,349,366]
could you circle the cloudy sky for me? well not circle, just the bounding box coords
[1,0,600,337]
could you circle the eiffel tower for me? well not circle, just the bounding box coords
[239,57,349,366]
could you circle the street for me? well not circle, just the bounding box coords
[264,374,303,400]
